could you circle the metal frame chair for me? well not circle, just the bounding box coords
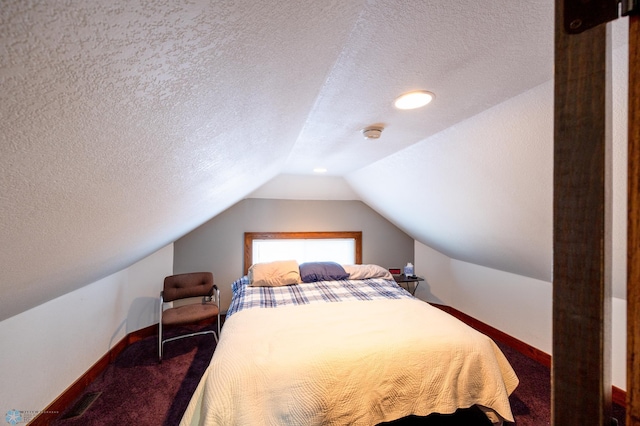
[159,272,220,362]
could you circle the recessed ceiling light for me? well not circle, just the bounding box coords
[394,90,435,110]
[313,167,327,173]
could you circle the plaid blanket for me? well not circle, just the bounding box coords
[227,276,413,317]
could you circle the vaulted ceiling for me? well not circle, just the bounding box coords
[0,1,629,321]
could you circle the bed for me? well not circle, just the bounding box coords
[180,262,518,426]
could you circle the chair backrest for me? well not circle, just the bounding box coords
[163,272,214,303]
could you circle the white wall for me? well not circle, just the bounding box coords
[414,240,626,391]
[612,298,626,389]
[0,244,173,420]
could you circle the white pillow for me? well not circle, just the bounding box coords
[342,264,394,280]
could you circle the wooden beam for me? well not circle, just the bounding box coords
[628,13,640,426]
[553,1,612,424]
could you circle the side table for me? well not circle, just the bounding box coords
[393,274,424,296]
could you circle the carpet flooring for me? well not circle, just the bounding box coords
[51,321,626,425]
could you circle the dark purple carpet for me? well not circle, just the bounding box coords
[51,321,626,425]
[52,322,218,426]
[495,341,626,426]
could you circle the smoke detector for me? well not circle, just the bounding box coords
[362,126,384,139]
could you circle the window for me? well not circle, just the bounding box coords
[253,239,355,264]
[244,232,362,274]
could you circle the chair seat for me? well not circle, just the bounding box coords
[162,303,219,326]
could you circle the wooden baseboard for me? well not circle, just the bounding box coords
[28,324,158,425]
[430,303,552,367]
[431,303,627,409]
[613,385,626,407]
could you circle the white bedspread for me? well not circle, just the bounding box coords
[180,298,518,425]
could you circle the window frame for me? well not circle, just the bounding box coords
[243,231,362,275]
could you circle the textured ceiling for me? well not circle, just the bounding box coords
[1,0,625,321]
[284,1,554,175]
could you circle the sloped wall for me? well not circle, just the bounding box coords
[347,39,628,300]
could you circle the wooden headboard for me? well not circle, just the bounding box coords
[243,231,362,275]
